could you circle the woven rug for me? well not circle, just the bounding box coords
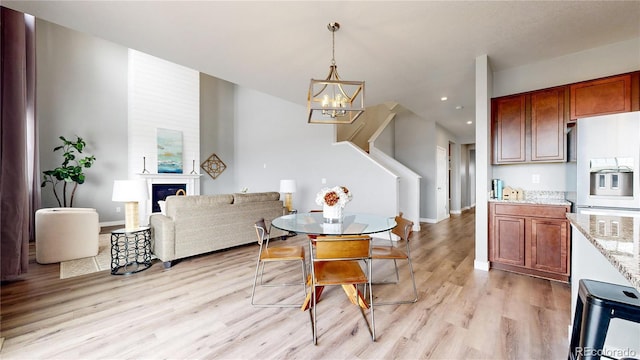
[60,234,112,279]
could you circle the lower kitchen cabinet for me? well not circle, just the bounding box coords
[489,202,571,282]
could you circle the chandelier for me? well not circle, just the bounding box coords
[307,22,365,124]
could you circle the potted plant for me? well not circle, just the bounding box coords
[41,135,96,207]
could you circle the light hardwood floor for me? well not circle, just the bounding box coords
[0,208,572,359]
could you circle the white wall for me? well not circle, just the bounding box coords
[475,54,492,271]
[460,144,477,210]
[370,113,395,157]
[36,19,128,220]
[233,87,399,217]
[468,147,476,206]
[492,163,569,192]
[369,147,421,230]
[368,111,422,230]
[199,73,237,194]
[437,124,460,215]
[494,38,640,97]
[395,109,438,221]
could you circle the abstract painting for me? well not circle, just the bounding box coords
[157,128,183,173]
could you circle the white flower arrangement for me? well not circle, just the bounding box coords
[315,186,353,208]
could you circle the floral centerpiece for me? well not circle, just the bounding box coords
[316,186,352,223]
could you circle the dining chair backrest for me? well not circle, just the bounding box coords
[391,213,413,242]
[254,218,268,246]
[314,235,371,260]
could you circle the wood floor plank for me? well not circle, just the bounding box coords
[0,208,572,359]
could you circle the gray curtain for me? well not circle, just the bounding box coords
[1,6,37,281]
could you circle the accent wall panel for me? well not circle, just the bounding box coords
[128,49,199,177]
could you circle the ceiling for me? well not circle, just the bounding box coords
[4,1,640,144]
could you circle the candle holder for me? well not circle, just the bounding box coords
[190,159,197,174]
[142,156,150,174]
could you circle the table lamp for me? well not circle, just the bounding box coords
[112,179,149,231]
[279,179,296,213]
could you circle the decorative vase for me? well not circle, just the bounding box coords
[323,204,343,223]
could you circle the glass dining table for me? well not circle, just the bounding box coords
[271,211,397,236]
[271,211,397,311]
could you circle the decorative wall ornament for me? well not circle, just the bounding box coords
[201,153,227,179]
[157,128,183,173]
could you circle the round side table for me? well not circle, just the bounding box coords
[110,226,152,275]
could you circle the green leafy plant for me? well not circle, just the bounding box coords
[41,135,96,207]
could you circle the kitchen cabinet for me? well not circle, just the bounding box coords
[489,202,571,282]
[570,74,631,120]
[492,215,525,266]
[531,87,567,162]
[530,217,569,274]
[492,87,567,164]
[492,95,526,163]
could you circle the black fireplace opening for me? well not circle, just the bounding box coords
[152,184,187,213]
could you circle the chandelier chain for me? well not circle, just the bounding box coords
[331,27,336,66]
[307,21,364,124]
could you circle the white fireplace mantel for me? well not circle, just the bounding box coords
[136,173,201,225]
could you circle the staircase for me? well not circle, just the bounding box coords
[337,103,421,230]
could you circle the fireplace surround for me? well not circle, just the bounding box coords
[137,173,201,225]
[151,184,186,213]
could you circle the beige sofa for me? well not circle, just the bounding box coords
[149,192,287,268]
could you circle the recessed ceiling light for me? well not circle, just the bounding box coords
[455,105,464,110]
[440,96,448,101]
[467,121,473,125]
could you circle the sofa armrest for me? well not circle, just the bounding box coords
[149,213,175,262]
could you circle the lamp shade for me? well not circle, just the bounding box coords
[279,179,296,193]
[112,180,149,202]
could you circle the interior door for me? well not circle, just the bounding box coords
[437,146,448,221]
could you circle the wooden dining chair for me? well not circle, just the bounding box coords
[250,218,307,308]
[371,212,418,305]
[308,235,375,345]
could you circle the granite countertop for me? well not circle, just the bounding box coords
[489,190,572,206]
[489,198,572,206]
[566,213,640,291]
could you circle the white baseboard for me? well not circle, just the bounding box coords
[474,260,489,271]
[421,217,437,224]
[450,209,462,215]
[100,220,124,228]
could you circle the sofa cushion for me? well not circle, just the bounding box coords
[233,192,280,204]
[165,194,234,219]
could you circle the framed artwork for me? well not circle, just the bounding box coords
[157,128,183,173]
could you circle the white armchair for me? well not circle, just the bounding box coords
[35,208,100,264]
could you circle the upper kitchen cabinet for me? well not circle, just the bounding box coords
[531,87,568,162]
[492,87,568,164]
[570,74,631,120]
[492,95,526,164]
